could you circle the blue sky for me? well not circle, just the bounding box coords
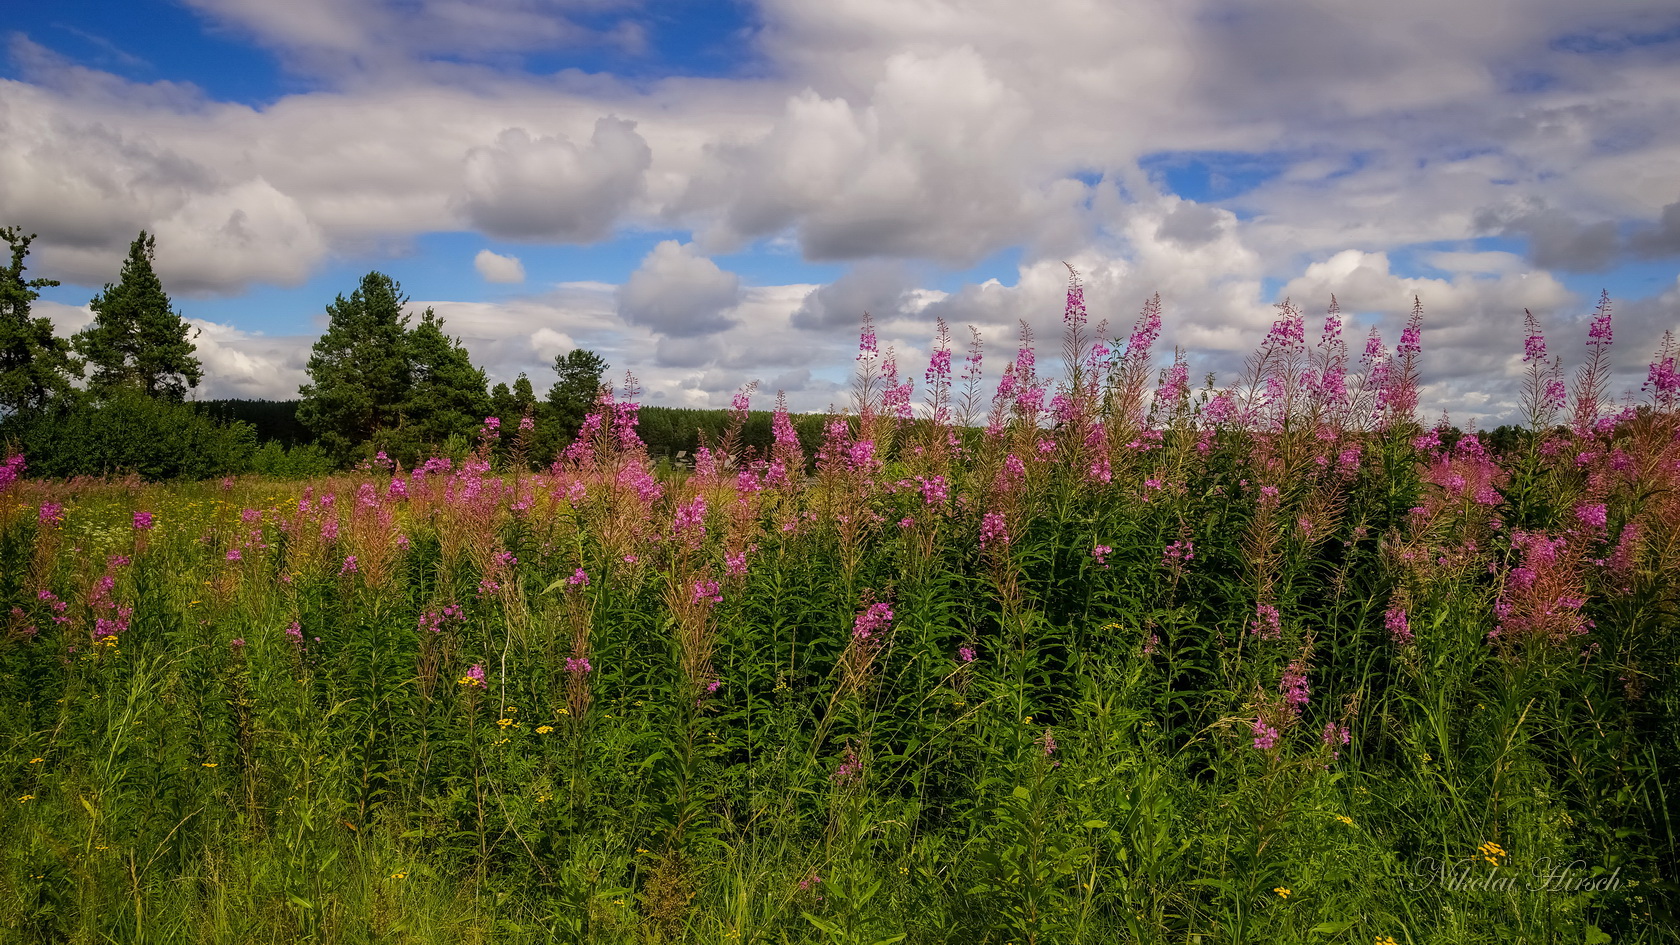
[3,0,1678,420]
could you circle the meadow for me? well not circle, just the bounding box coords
[2,283,1677,944]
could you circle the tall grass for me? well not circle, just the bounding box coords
[2,285,1677,944]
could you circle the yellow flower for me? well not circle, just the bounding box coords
[1335,815,1354,827]
[1478,840,1506,865]
[28,758,42,765]
[18,795,35,803]
[536,793,552,803]
[391,871,407,879]
[1375,937,1399,945]
[536,725,553,734]
[898,865,909,875]
[496,718,516,728]
[1023,716,1033,724]
[1274,887,1291,899]
[201,762,218,768]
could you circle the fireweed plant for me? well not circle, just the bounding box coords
[1,274,1678,944]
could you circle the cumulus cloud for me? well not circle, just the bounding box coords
[684,47,1089,265]
[459,118,652,241]
[790,260,915,330]
[474,248,525,283]
[420,281,618,383]
[1474,205,1621,272]
[187,318,313,399]
[616,241,741,338]
[1628,199,1680,259]
[0,75,327,292]
[1471,193,1680,272]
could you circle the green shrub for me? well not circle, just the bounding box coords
[247,440,336,479]
[1,390,255,480]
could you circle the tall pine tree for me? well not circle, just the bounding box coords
[297,272,414,462]
[72,232,202,401]
[403,308,491,447]
[0,227,78,417]
[491,373,538,425]
[542,348,608,457]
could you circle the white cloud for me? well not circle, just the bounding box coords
[186,318,313,400]
[616,241,741,338]
[474,248,525,283]
[459,119,653,241]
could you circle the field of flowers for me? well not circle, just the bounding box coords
[2,280,1677,944]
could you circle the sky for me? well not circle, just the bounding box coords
[3,0,1679,424]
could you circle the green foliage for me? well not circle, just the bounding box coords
[296,272,415,464]
[247,441,336,479]
[0,228,77,418]
[2,389,254,479]
[71,232,203,402]
[297,276,499,467]
[491,374,538,427]
[541,348,608,457]
[401,309,492,455]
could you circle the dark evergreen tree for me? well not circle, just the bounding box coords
[72,232,202,401]
[403,308,491,447]
[490,380,514,422]
[491,372,539,425]
[297,272,414,462]
[543,348,608,454]
[512,373,537,416]
[0,228,77,417]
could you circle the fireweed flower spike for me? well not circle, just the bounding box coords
[1251,604,1282,640]
[459,664,487,688]
[0,453,24,491]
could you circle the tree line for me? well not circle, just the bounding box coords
[0,228,624,478]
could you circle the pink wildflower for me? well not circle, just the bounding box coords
[1384,606,1413,644]
[852,601,894,641]
[462,664,487,688]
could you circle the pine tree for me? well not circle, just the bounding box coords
[404,308,491,447]
[0,228,77,417]
[543,348,608,454]
[512,374,536,413]
[72,232,202,401]
[491,373,539,425]
[297,272,414,462]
